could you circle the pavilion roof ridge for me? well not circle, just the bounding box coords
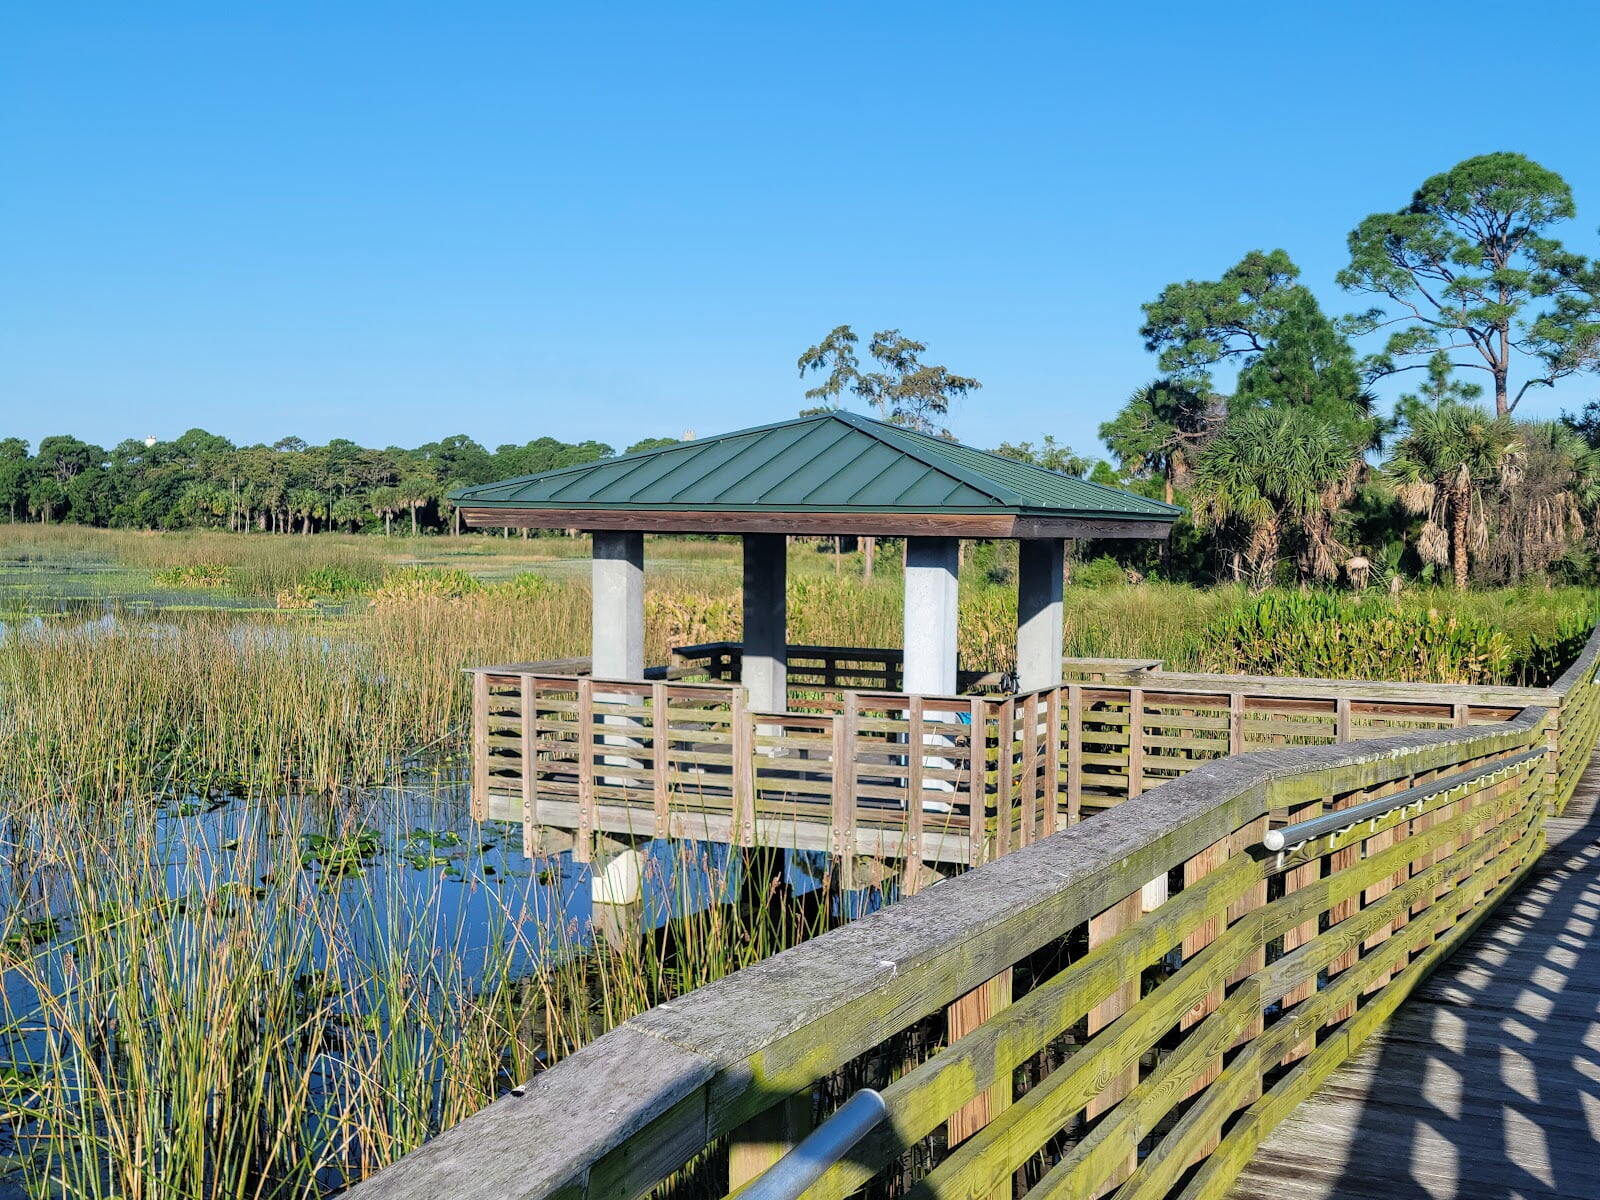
[449,409,1180,527]
[825,409,1182,517]
[818,409,1030,509]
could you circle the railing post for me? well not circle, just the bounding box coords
[471,671,490,822]
[904,697,926,893]
[968,697,988,865]
[1066,684,1083,825]
[1087,887,1142,1187]
[1043,686,1062,835]
[1229,691,1244,755]
[651,681,669,837]
[728,1092,814,1193]
[1181,834,1230,1101]
[732,687,756,849]
[575,678,595,863]
[946,968,1013,1146]
[1545,710,1562,814]
[995,699,1014,857]
[831,699,857,892]
[1359,772,1414,994]
[1225,815,1267,1076]
[1278,793,1322,1066]
[520,674,537,855]
[1019,694,1039,847]
[1127,687,1144,800]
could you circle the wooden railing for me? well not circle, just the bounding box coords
[671,641,1015,706]
[470,672,1050,880]
[363,625,1600,1200]
[469,651,1559,869]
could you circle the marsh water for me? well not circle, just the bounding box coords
[0,547,866,1196]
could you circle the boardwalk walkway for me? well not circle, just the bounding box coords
[1228,750,1600,1200]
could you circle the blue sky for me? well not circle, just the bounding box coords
[5,1,1600,459]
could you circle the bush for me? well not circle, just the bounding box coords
[1073,556,1127,588]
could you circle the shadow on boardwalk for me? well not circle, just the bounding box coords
[1229,752,1600,1200]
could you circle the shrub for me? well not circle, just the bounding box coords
[1073,556,1127,588]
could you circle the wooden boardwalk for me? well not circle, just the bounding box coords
[1228,749,1600,1200]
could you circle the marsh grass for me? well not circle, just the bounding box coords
[0,792,541,1198]
[0,526,1594,1197]
[0,781,849,1197]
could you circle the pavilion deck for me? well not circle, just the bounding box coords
[469,641,1550,880]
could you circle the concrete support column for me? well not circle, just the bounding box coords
[741,534,788,713]
[903,537,960,695]
[1016,539,1065,692]
[592,531,645,786]
[591,531,644,680]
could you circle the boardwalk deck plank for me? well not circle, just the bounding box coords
[1226,748,1600,1200]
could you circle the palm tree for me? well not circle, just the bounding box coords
[331,494,366,533]
[1481,420,1598,583]
[288,487,325,535]
[370,486,401,536]
[396,476,436,536]
[1190,408,1362,588]
[1385,402,1519,589]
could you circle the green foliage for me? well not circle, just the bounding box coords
[1384,400,1518,587]
[152,562,233,588]
[368,567,485,602]
[1339,151,1600,416]
[1140,249,1304,384]
[1190,407,1360,586]
[1099,378,1219,501]
[1205,591,1515,683]
[0,429,622,536]
[1073,555,1128,588]
[276,564,373,608]
[798,325,980,433]
[992,435,1092,477]
[493,571,553,597]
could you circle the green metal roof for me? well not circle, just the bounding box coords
[450,411,1179,521]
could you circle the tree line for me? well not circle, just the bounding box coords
[9,152,1600,590]
[0,430,677,535]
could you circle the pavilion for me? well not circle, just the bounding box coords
[450,410,1180,708]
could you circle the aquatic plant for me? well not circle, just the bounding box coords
[1204,591,1515,683]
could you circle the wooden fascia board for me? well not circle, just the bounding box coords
[460,507,1175,540]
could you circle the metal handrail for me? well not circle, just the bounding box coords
[1262,745,1547,852]
[737,1089,888,1200]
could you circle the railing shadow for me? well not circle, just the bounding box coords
[1244,771,1600,1199]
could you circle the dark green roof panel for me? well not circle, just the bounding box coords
[451,411,1179,521]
